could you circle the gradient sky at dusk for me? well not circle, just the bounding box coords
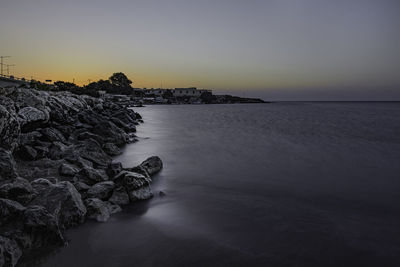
[1,0,399,100]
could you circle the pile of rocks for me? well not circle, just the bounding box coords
[0,87,162,266]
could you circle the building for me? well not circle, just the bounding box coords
[145,87,212,97]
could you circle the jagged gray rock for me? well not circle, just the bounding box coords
[0,178,37,205]
[30,179,87,229]
[84,198,110,222]
[86,181,115,200]
[0,149,18,181]
[140,156,163,176]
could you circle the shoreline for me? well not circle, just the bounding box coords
[0,86,162,266]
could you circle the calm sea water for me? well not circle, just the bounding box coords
[31,103,400,267]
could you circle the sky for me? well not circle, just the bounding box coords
[1,0,399,100]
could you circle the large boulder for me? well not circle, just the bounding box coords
[22,205,65,247]
[30,179,86,229]
[64,139,111,168]
[0,198,25,227]
[102,143,122,156]
[106,162,123,179]
[0,235,22,267]
[59,163,79,177]
[77,167,108,185]
[86,181,115,200]
[113,171,153,202]
[0,178,37,205]
[40,127,66,143]
[17,106,49,132]
[109,187,129,205]
[140,156,163,176]
[0,105,20,152]
[92,121,128,146]
[0,149,17,181]
[84,198,110,222]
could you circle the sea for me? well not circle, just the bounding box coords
[27,102,400,267]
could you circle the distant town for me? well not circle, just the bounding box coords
[0,72,266,105]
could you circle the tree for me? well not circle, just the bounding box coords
[109,72,132,88]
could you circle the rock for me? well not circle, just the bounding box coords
[0,149,17,181]
[84,198,110,222]
[92,121,128,146]
[0,235,22,267]
[40,127,66,143]
[76,132,104,144]
[77,167,108,185]
[33,146,49,159]
[114,171,152,191]
[16,145,37,161]
[102,143,122,156]
[19,131,42,147]
[22,205,65,247]
[86,181,115,200]
[0,198,25,226]
[30,179,86,229]
[108,187,129,206]
[128,186,153,202]
[0,178,37,205]
[17,106,49,132]
[65,139,111,168]
[105,202,122,214]
[73,181,91,192]
[106,162,123,179]
[159,191,166,197]
[0,105,20,152]
[140,156,163,176]
[59,163,79,177]
[113,171,153,202]
[47,142,69,160]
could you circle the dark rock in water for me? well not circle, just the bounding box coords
[0,105,20,152]
[0,149,18,181]
[86,181,115,200]
[22,205,65,247]
[17,106,49,132]
[59,163,79,177]
[92,121,128,146]
[140,156,163,176]
[105,202,122,214]
[84,198,110,222]
[0,198,25,226]
[40,127,66,143]
[106,162,123,179]
[0,178,37,205]
[77,167,108,185]
[128,186,153,202]
[113,171,152,191]
[0,235,22,267]
[16,145,37,161]
[30,179,86,229]
[108,186,129,206]
[102,143,122,156]
[159,191,166,197]
[113,171,153,202]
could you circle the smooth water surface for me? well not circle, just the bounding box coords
[32,103,400,266]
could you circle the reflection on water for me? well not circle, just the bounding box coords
[32,103,400,267]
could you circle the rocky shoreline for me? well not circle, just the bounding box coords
[0,86,162,266]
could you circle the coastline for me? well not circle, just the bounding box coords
[0,86,162,266]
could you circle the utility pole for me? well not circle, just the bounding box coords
[0,56,11,77]
[5,64,15,76]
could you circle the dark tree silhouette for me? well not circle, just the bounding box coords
[109,72,132,88]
